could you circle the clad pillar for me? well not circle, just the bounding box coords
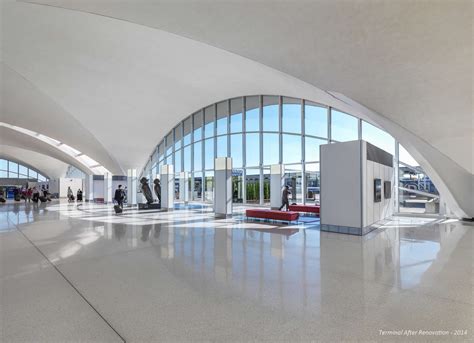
[214,157,232,218]
[127,169,137,206]
[160,165,174,211]
[104,173,113,204]
[270,164,285,209]
[179,172,189,204]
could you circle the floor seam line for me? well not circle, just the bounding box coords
[8,217,127,343]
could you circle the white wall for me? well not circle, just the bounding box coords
[321,140,394,230]
[320,141,362,228]
[363,160,395,227]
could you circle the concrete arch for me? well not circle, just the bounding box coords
[1,1,471,217]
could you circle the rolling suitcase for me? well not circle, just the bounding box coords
[39,196,47,203]
[114,205,123,214]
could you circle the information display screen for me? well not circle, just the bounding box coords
[374,178,382,202]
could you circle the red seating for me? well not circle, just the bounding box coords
[288,204,320,215]
[246,209,299,223]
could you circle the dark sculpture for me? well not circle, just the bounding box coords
[139,177,154,204]
[153,178,161,204]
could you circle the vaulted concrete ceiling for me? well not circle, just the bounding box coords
[1,0,472,217]
[20,0,473,174]
[0,145,70,179]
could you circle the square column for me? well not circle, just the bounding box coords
[160,165,174,211]
[127,169,137,206]
[85,175,94,202]
[214,157,232,218]
[179,172,189,203]
[104,173,113,204]
[270,164,285,210]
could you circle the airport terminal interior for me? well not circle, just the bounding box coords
[0,0,472,342]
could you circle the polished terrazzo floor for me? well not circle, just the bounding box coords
[1,200,472,342]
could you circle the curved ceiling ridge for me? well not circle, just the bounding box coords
[1,62,124,174]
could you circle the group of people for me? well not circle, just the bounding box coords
[11,185,51,203]
[67,187,83,203]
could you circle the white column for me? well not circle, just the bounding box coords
[160,164,174,210]
[214,157,232,218]
[179,172,189,203]
[127,169,137,206]
[104,173,113,204]
[270,164,285,209]
[85,175,94,202]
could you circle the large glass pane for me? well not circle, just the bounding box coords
[230,134,243,168]
[204,171,214,202]
[232,169,243,203]
[305,163,320,204]
[284,164,303,204]
[29,170,38,179]
[0,170,7,178]
[245,168,260,204]
[398,143,439,214]
[204,138,214,170]
[19,165,28,176]
[0,159,7,170]
[38,174,47,182]
[399,144,418,167]
[362,121,395,155]
[166,132,173,156]
[245,133,260,167]
[174,149,182,173]
[305,102,328,138]
[193,172,202,200]
[262,96,279,131]
[193,141,202,171]
[184,146,191,172]
[245,96,260,131]
[331,109,358,142]
[282,134,301,164]
[305,137,326,162]
[216,135,228,157]
[282,97,301,134]
[230,97,243,133]
[8,161,18,174]
[216,100,228,136]
[174,124,182,150]
[263,167,270,204]
[204,105,215,138]
[263,133,279,165]
[193,111,203,141]
[183,117,192,146]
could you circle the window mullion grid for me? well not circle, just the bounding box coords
[301,98,306,205]
[259,95,264,205]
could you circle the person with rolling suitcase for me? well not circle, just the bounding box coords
[113,185,124,214]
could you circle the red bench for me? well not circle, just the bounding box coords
[246,209,299,224]
[288,204,320,215]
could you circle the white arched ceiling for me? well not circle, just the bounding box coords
[0,126,91,175]
[0,64,123,175]
[1,1,472,217]
[0,145,70,179]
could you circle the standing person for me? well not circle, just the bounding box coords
[32,187,40,203]
[67,186,74,203]
[26,188,33,203]
[114,185,124,209]
[279,185,291,211]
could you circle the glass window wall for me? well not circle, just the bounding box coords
[282,97,301,134]
[331,109,358,142]
[144,95,418,207]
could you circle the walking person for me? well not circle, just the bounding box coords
[67,186,74,203]
[279,185,291,211]
[114,185,125,209]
